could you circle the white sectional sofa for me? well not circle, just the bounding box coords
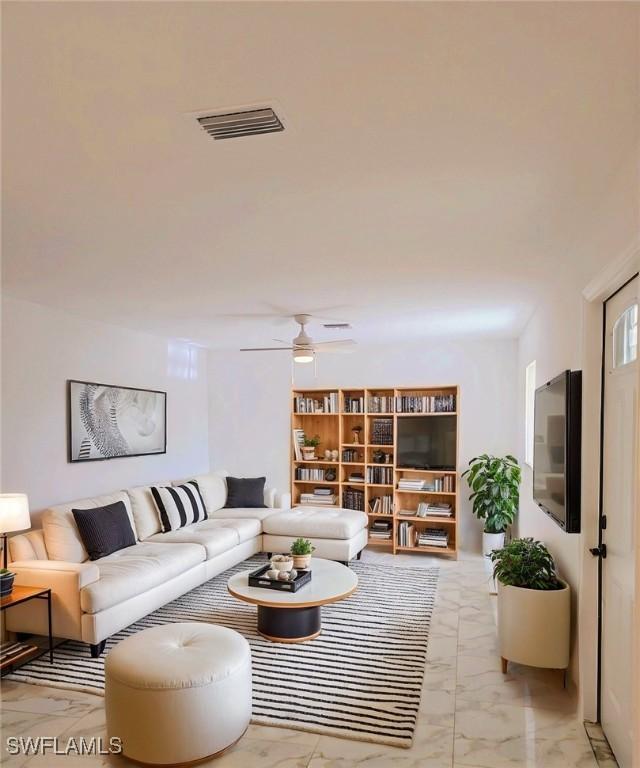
[7,471,367,656]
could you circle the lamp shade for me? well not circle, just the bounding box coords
[0,494,31,534]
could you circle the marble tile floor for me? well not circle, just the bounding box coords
[0,550,602,768]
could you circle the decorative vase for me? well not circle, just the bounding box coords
[292,554,311,570]
[271,555,294,573]
[302,447,316,460]
[0,571,15,597]
[482,531,505,557]
[497,578,570,671]
[325,468,337,482]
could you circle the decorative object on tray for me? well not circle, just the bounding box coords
[270,554,294,572]
[0,569,15,597]
[302,435,320,460]
[249,564,311,592]
[68,380,166,462]
[290,537,315,569]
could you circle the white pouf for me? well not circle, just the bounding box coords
[105,623,252,765]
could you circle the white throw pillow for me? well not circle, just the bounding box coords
[174,472,227,516]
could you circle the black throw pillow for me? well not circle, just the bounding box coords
[72,501,136,561]
[225,476,267,508]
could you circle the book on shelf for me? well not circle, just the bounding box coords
[313,487,333,495]
[416,502,453,518]
[398,478,428,490]
[343,395,365,413]
[292,428,305,461]
[341,448,362,463]
[369,519,393,540]
[295,467,326,481]
[294,392,339,414]
[418,528,449,548]
[397,521,417,547]
[300,492,337,505]
[371,418,393,445]
[367,395,394,413]
[395,393,456,414]
[366,466,393,485]
[348,472,365,483]
[342,487,365,511]
[368,494,394,515]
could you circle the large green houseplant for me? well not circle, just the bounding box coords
[491,538,569,674]
[461,454,521,556]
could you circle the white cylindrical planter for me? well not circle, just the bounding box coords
[482,532,505,557]
[497,579,570,671]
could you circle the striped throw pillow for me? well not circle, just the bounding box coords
[150,481,207,532]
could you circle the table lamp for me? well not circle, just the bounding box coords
[0,494,30,569]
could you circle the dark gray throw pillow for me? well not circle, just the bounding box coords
[224,476,267,508]
[72,501,136,561]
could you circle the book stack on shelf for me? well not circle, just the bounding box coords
[343,395,365,413]
[395,393,456,413]
[295,467,327,481]
[347,471,364,483]
[398,521,416,547]
[371,418,393,445]
[418,528,449,548]
[369,494,393,515]
[300,488,337,506]
[366,466,394,485]
[398,477,429,491]
[368,395,394,413]
[342,448,361,463]
[370,519,393,541]
[294,393,339,413]
[343,487,365,511]
[399,501,453,518]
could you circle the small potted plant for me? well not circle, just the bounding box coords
[491,538,570,673]
[290,538,315,569]
[302,435,320,460]
[0,568,16,597]
[462,454,521,556]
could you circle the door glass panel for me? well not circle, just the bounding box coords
[613,303,638,368]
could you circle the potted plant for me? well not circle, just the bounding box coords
[462,454,521,556]
[491,538,570,673]
[0,568,15,597]
[302,435,320,460]
[290,538,315,569]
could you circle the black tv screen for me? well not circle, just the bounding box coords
[533,370,581,533]
[397,415,456,470]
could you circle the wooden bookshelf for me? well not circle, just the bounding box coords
[291,386,459,559]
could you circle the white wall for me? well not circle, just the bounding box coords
[208,338,518,552]
[1,297,210,524]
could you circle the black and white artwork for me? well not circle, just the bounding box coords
[69,380,166,462]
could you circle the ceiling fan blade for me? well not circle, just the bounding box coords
[239,347,293,352]
[272,338,290,344]
[313,339,356,347]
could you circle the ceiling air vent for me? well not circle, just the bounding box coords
[323,323,351,330]
[197,107,284,140]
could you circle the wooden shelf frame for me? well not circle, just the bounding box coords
[291,386,459,559]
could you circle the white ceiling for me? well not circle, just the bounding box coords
[2,2,638,348]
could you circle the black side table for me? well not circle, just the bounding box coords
[1,585,53,673]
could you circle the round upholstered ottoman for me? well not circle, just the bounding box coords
[105,623,252,766]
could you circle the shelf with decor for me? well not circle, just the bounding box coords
[291,385,459,558]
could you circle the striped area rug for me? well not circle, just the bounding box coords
[7,558,438,748]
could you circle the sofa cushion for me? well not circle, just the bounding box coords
[150,482,208,532]
[127,483,172,541]
[262,507,368,540]
[80,542,205,614]
[147,521,241,559]
[72,501,136,561]
[43,491,136,563]
[209,507,280,522]
[225,477,267,509]
[176,473,227,516]
[210,518,262,544]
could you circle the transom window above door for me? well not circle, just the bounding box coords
[613,303,638,368]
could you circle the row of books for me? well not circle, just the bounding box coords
[398,521,416,547]
[371,418,393,445]
[398,478,430,490]
[369,519,393,540]
[397,476,454,492]
[300,489,336,506]
[292,428,305,460]
[396,394,456,413]
[369,494,394,515]
[343,487,365,511]
[342,449,363,463]
[418,528,450,548]
[399,502,453,518]
[344,396,365,413]
[294,393,339,413]
[295,468,327,481]
[368,395,394,413]
[431,476,455,492]
[366,466,394,485]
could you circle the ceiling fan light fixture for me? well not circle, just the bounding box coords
[293,348,314,364]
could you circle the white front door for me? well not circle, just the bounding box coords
[601,276,638,768]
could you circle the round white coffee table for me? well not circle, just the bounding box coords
[227,558,358,643]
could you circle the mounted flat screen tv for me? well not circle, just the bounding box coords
[533,370,582,533]
[397,415,456,470]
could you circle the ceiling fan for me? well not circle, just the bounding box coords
[240,314,356,363]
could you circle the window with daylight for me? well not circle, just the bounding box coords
[613,303,638,369]
[525,360,536,467]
